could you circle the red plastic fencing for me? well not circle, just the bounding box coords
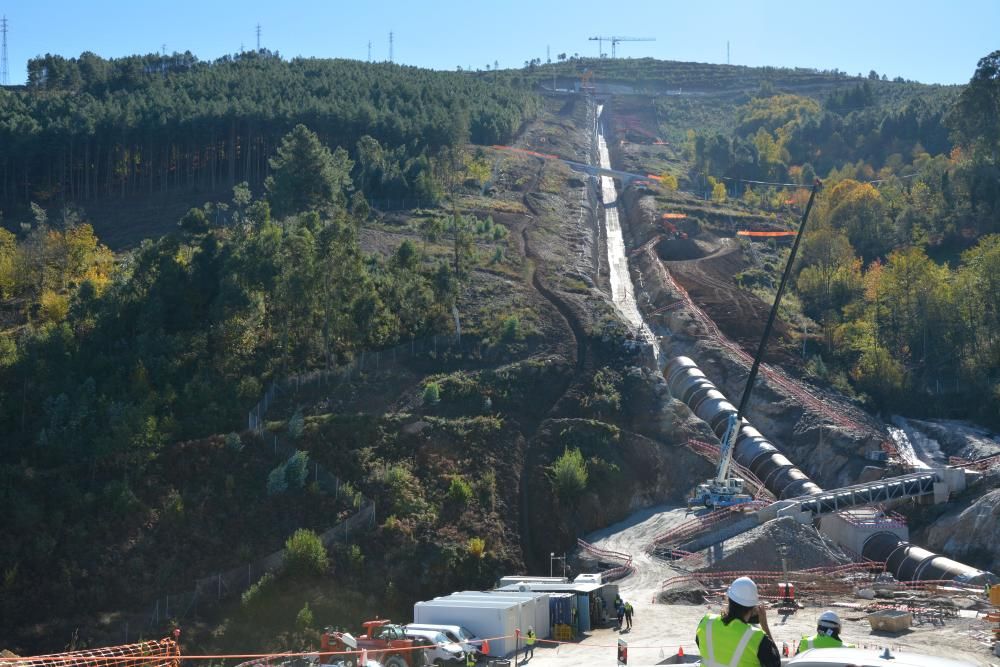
[577,538,635,582]
[0,639,180,667]
[646,502,767,552]
[683,439,776,501]
[647,251,890,450]
[949,452,1000,471]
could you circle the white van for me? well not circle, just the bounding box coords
[405,624,486,659]
[400,628,465,666]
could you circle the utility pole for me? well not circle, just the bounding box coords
[727,40,730,65]
[367,40,372,62]
[1,16,9,86]
[547,44,550,64]
[256,23,261,51]
[389,31,394,63]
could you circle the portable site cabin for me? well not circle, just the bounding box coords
[495,581,619,632]
[451,591,550,641]
[497,576,568,587]
[547,592,576,626]
[413,596,533,657]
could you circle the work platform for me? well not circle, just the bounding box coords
[760,467,967,521]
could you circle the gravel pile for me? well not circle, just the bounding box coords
[698,516,853,572]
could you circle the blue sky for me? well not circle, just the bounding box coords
[2,0,996,86]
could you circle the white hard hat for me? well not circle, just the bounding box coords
[727,576,759,607]
[818,611,841,629]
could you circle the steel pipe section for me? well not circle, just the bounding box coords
[862,533,988,583]
[665,356,993,583]
[666,356,822,500]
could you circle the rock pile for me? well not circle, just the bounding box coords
[698,516,853,572]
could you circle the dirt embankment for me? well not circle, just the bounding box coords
[524,416,714,558]
[617,186,885,490]
[914,481,1000,575]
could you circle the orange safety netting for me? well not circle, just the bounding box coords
[661,213,687,220]
[736,230,796,237]
[0,639,179,667]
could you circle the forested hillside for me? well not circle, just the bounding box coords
[678,51,1000,422]
[0,52,539,211]
[0,85,521,630]
[2,45,998,651]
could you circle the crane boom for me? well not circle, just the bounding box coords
[589,35,656,58]
[688,180,822,510]
[715,414,739,485]
[610,36,655,58]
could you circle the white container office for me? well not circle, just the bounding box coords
[450,591,550,640]
[414,597,531,657]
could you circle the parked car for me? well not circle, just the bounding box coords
[400,628,465,666]
[405,624,488,658]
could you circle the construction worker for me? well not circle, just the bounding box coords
[524,626,536,659]
[624,601,634,630]
[797,611,853,653]
[695,576,780,667]
[466,648,476,667]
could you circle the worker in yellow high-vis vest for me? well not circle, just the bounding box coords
[695,576,780,667]
[797,611,853,654]
[524,626,536,659]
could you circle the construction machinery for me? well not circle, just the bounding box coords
[322,620,426,667]
[588,36,656,59]
[685,180,823,510]
[687,413,753,509]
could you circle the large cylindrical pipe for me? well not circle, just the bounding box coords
[669,367,707,401]
[690,387,726,415]
[666,356,994,583]
[862,534,991,583]
[681,377,716,405]
[914,555,984,581]
[862,532,904,562]
[895,545,937,581]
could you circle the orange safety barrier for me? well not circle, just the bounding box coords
[0,638,180,667]
[647,252,882,442]
[2,636,518,666]
[661,213,687,219]
[736,230,796,237]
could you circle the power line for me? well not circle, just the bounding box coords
[721,172,920,190]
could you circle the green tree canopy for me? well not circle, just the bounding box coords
[266,125,354,217]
